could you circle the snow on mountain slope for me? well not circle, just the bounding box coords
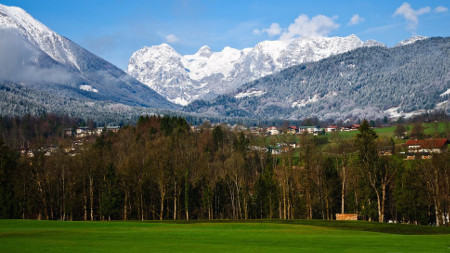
[184,37,449,121]
[395,35,428,47]
[127,44,196,106]
[129,35,385,105]
[363,39,386,48]
[0,3,176,110]
[0,4,80,70]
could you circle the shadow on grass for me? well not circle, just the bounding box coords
[141,219,450,235]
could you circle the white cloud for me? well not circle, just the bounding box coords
[252,29,261,35]
[165,34,179,43]
[435,6,448,13]
[262,23,282,37]
[279,14,340,40]
[393,2,430,30]
[348,14,364,26]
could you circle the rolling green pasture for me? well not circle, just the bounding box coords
[337,125,397,139]
[337,122,448,140]
[260,122,448,145]
[0,219,449,252]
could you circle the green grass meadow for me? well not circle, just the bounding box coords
[337,122,448,140]
[0,220,449,252]
[262,122,448,146]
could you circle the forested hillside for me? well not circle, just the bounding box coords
[185,37,450,121]
[0,81,170,126]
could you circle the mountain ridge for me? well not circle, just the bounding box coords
[128,34,385,105]
[184,37,450,121]
[0,3,177,111]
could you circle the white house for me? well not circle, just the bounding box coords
[267,127,280,136]
[326,126,338,132]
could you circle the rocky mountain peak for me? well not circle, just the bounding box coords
[128,35,373,105]
[395,35,428,47]
[195,45,213,58]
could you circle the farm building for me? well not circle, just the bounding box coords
[405,139,449,154]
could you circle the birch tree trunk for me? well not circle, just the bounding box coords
[283,180,287,219]
[185,173,189,220]
[234,178,242,219]
[434,197,441,226]
[123,191,128,221]
[381,184,386,223]
[89,175,94,221]
[375,190,382,222]
[36,178,49,220]
[62,167,65,221]
[83,185,87,221]
[159,188,165,220]
[173,181,177,220]
[341,165,346,214]
[140,190,144,221]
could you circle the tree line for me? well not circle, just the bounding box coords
[0,115,448,226]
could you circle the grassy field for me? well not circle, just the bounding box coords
[337,121,448,140]
[0,219,449,252]
[259,121,448,146]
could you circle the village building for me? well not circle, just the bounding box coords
[76,127,90,138]
[299,126,321,134]
[106,126,120,133]
[342,124,360,132]
[250,127,263,135]
[405,139,449,154]
[95,127,104,135]
[326,126,338,132]
[287,126,299,134]
[267,126,280,135]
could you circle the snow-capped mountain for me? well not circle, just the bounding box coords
[0,4,176,110]
[395,35,428,47]
[185,37,450,121]
[0,4,79,69]
[128,35,385,105]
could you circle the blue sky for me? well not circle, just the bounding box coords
[2,0,449,70]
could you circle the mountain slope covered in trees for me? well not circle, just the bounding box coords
[185,37,450,121]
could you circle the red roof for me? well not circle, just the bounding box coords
[288,126,299,130]
[405,139,449,149]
